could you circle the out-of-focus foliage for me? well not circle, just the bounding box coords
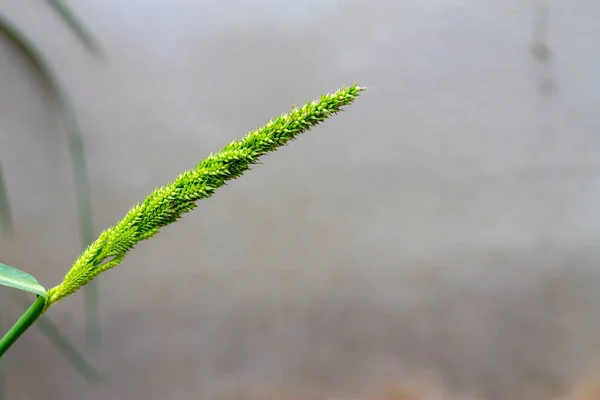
[0,2,103,390]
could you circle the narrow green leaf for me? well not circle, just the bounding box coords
[0,263,47,298]
[10,292,104,383]
[0,12,100,345]
[0,163,13,236]
[48,0,103,57]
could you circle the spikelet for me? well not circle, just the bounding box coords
[44,84,365,308]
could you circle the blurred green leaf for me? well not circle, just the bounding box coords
[0,12,100,346]
[0,263,46,298]
[48,0,103,57]
[0,163,12,236]
[11,291,104,383]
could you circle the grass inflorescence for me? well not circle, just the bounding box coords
[45,84,365,308]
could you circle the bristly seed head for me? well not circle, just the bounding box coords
[44,84,365,309]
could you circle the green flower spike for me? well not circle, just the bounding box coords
[44,84,365,310]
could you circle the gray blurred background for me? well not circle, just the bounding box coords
[1,0,600,399]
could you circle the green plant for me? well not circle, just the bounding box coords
[0,84,365,360]
[0,4,102,349]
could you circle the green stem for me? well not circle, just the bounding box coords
[0,296,46,358]
[0,313,5,400]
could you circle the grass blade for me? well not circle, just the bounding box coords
[0,12,100,346]
[0,263,47,298]
[0,163,12,237]
[47,0,103,57]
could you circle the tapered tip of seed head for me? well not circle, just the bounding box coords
[345,83,365,89]
[337,84,367,98]
[347,84,367,92]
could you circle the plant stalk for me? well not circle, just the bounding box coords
[0,313,5,400]
[0,296,46,358]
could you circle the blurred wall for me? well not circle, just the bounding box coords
[1,1,600,399]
